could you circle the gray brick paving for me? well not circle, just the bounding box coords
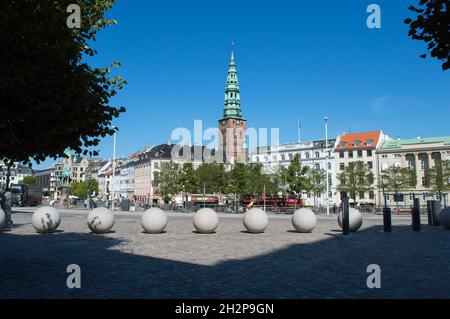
[1,208,449,298]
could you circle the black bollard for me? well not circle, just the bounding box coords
[426,200,433,225]
[412,198,421,231]
[342,197,350,235]
[431,200,441,226]
[383,207,391,232]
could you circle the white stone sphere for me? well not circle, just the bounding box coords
[338,207,363,232]
[292,208,317,233]
[32,206,61,233]
[243,208,269,233]
[141,207,168,234]
[439,207,450,230]
[0,208,6,229]
[193,208,219,233]
[87,207,115,234]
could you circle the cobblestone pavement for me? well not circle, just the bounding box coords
[1,208,449,299]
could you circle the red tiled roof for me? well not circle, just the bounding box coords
[335,131,381,150]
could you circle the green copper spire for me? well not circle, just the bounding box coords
[222,43,243,119]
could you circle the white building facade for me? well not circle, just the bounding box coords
[250,139,339,206]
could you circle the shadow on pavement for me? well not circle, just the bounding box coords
[1,224,449,299]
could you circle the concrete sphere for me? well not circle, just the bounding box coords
[243,208,269,233]
[87,207,115,234]
[193,208,219,234]
[338,208,363,232]
[439,207,450,230]
[292,208,317,233]
[141,207,168,234]
[32,206,61,233]
[0,208,6,229]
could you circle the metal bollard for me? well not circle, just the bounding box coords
[383,207,392,232]
[427,200,433,225]
[412,198,421,231]
[431,200,441,226]
[342,197,350,235]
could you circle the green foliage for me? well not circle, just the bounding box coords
[20,175,37,185]
[70,178,99,199]
[404,0,450,70]
[178,163,200,193]
[307,167,327,197]
[0,0,126,165]
[427,159,450,193]
[153,161,181,202]
[278,154,310,196]
[337,161,374,201]
[380,166,416,193]
[195,162,228,194]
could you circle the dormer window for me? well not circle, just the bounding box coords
[366,139,374,146]
[339,142,346,148]
[354,140,361,147]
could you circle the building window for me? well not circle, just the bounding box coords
[328,163,331,170]
[357,150,363,157]
[359,192,365,199]
[369,191,375,199]
[366,139,373,146]
[348,151,353,158]
[281,155,285,161]
[339,142,346,148]
[354,140,360,147]
[315,164,320,170]
[340,163,345,170]
[367,161,373,169]
[289,154,293,160]
[367,150,373,157]
[420,160,425,170]
[315,152,320,158]
[422,177,428,186]
[339,152,345,158]
[305,153,310,159]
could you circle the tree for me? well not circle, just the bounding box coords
[337,161,374,202]
[153,162,181,203]
[380,166,417,194]
[404,0,450,71]
[227,163,249,212]
[70,178,99,199]
[178,163,200,194]
[195,162,228,194]
[0,0,126,171]
[278,154,310,198]
[307,167,327,206]
[427,159,450,196]
[20,175,37,186]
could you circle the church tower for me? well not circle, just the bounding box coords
[218,45,248,164]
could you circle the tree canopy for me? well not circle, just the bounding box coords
[19,175,38,186]
[427,159,450,194]
[70,178,99,199]
[337,161,374,201]
[380,166,417,194]
[0,0,126,166]
[404,0,450,70]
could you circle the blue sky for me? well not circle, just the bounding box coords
[36,0,450,168]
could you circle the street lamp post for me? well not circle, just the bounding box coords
[325,116,330,216]
[111,127,117,211]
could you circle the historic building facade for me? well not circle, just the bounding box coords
[334,131,389,205]
[376,136,450,207]
[218,47,248,164]
[250,139,339,206]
